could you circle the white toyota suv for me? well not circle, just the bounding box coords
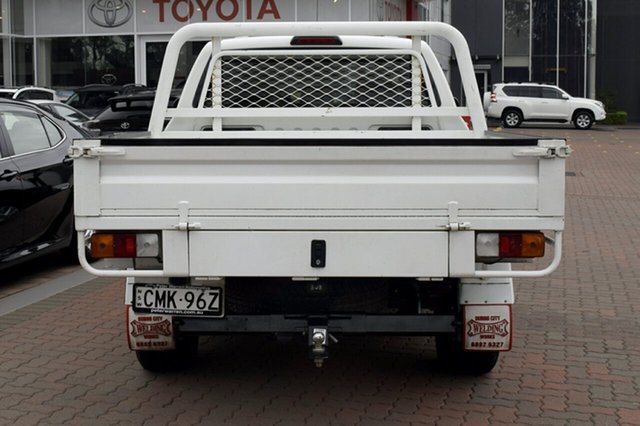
[484,83,606,129]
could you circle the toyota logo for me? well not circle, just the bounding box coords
[88,0,133,28]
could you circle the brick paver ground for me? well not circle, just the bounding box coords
[0,254,81,299]
[1,125,639,425]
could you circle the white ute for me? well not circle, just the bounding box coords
[71,22,568,374]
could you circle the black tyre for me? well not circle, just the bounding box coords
[135,335,198,372]
[436,335,499,375]
[501,109,523,128]
[573,111,594,130]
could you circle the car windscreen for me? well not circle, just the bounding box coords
[68,91,118,109]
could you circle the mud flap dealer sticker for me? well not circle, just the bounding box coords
[126,305,176,351]
[463,305,512,351]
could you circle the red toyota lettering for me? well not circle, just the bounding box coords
[257,0,280,20]
[172,0,194,22]
[195,0,214,20]
[216,0,239,21]
[153,0,171,22]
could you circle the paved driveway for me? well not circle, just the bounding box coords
[1,126,639,425]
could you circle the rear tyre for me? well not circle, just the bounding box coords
[501,109,523,128]
[436,335,499,375]
[573,111,594,130]
[135,335,199,372]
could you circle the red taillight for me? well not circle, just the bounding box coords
[499,234,522,257]
[490,93,497,103]
[114,234,137,257]
[291,36,342,46]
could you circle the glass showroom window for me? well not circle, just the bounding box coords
[13,38,34,86]
[531,0,588,96]
[558,0,587,96]
[504,0,531,82]
[37,36,134,87]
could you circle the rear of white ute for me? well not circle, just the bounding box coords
[71,22,568,374]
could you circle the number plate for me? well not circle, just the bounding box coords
[133,284,223,317]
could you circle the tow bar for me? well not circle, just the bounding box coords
[308,325,339,367]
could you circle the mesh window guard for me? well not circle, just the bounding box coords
[219,54,430,109]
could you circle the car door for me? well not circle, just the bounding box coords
[0,105,73,248]
[540,87,572,120]
[518,86,542,119]
[0,131,23,257]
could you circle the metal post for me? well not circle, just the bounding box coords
[583,0,588,97]
[556,0,560,86]
[529,0,533,82]
[588,0,597,99]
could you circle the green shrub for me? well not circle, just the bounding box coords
[602,111,628,125]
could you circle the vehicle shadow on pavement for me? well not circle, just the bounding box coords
[185,334,466,379]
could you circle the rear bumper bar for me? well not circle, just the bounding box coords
[78,230,562,279]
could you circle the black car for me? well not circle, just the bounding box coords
[0,99,88,270]
[65,83,146,117]
[83,90,180,135]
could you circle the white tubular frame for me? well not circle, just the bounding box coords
[77,231,563,279]
[149,21,486,138]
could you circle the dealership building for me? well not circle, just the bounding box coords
[0,0,449,89]
[2,0,636,120]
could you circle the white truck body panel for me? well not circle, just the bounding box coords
[74,140,565,279]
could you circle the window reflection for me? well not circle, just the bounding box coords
[37,36,134,87]
[0,111,50,155]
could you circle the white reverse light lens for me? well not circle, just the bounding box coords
[476,233,499,257]
[136,234,160,257]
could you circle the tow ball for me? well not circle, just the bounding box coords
[308,326,337,367]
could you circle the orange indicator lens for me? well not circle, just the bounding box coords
[521,232,545,257]
[91,234,115,258]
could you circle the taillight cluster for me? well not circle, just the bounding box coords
[91,233,160,259]
[490,93,497,102]
[476,232,545,259]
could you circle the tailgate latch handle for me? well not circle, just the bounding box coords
[513,145,572,159]
[68,146,126,159]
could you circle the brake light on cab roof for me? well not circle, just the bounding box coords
[290,36,342,46]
